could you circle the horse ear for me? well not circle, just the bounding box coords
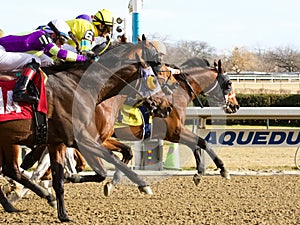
[213,59,217,68]
[218,59,222,74]
[142,34,146,41]
[121,34,127,43]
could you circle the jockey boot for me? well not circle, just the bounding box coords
[13,60,40,104]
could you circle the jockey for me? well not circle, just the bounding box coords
[151,39,181,75]
[151,40,167,63]
[0,19,87,104]
[66,9,114,54]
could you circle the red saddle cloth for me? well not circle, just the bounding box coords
[0,70,47,122]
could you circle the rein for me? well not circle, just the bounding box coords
[179,72,204,108]
[97,38,112,56]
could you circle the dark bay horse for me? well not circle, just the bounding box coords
[100,58,240,194]
[0,41,170,222]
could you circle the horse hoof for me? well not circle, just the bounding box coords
[104,182,114,197]
[193,173,202,186]
[138,186,153,195]
[47,199,57,209]
[6,191,21,205]
[46,194,57,209]
[67,174,81,183]
[220,170,231,180]
[59,215,71,222]
[6,207,20,213]
[0,198,19,213]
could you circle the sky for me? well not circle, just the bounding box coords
[1,0,300,53]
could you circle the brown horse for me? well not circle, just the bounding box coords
[0,40,170,222]
[98,57,240,194]
[58,57,239,195]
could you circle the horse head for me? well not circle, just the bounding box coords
[91,38,173,118]
[213,59,240,113]
[178,57,240,113]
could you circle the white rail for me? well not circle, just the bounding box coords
[228,73,300,83]
[186,107,300,120]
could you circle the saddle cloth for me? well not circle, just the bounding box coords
[0,69,47,122]
[116,104,144,126]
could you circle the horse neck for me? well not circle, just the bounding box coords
[95,44,146,103]
[96,64,140,103]
[179,68,217,96]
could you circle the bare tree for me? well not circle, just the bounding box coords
[164,40,216,66]
[145,33,300,73]
[265,46,300,72]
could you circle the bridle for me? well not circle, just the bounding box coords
[153,65,180,96]
[202,69,238,112]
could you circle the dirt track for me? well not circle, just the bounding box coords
[1,175,299,225]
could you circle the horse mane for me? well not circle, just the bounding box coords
[41,61,92,75]
[180,57,210,69]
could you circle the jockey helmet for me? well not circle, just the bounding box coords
[76,14,92,22]
[47,19,71,41]
[93,9,114,27]
[151,40,167,55]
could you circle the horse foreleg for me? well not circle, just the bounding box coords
[193,148,205,186]
[48,143,70,222]
[103,139,134,196]
[176,128,230,182]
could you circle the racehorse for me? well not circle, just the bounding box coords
[99,57,240,194]
[0,40,171,222]
[56,57,239,195]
